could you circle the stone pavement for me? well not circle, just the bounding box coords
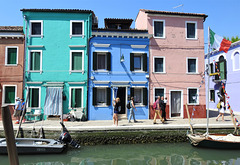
[0,110,238,132]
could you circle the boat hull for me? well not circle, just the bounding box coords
[0,138,67,155]
[187,134,240,150]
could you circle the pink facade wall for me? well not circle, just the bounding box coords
[136,11,206,119]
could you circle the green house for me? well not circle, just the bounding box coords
[21,9,97,120]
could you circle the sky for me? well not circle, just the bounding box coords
[1,0,239,52]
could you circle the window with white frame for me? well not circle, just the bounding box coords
[28,87,40,108]
[188,88,199,104]
[30,21,43,36]
[70,20,84,36]
[210,89,215,102]
[3,85,16,104]
[186,21,197,39]
[130,53,147,72]
[130,87,147,105]
[153,20,165,38]
[5,47,18,65]
[29,51,42,71]
[154,57,165,73]
[154,88,164,102]
[187,58,198,73]
[93,52,111,71]
[233,51,240,71]
[70,51,84,72]
[92,87,111,106]
[97,88,107,105]
[70,87,83,108]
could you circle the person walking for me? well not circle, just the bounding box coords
[13,97,22,124]
[113,97,121,126]
[128,97,137,123]
[153,96,164,124]
[21,98,26,123]
[160,96,168,121]
[216,99,225,121]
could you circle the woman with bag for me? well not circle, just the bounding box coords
[216,98,225,121]
[113,97,120,126]
[128,97,137,123]
[153,96,164,124]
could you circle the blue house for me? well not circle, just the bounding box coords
[88,18,151,120]
[205,40,240,113]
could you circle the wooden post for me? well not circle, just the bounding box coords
[2,106,19,165]
[185,104,193,134]
[229,108,238,135]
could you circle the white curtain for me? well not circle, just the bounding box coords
[44,87,63,115]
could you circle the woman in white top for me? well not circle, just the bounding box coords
[216,99,225,121]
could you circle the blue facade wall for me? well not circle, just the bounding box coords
[88,35,150,120]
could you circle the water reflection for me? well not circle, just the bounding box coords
[0,143,240,165]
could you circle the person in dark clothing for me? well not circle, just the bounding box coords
[112,97,120,126]
[160,96,167,121]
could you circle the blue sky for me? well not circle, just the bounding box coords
[1,0,239,52]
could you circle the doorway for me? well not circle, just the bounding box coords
[116,87,126,115]
[170,91,182,117]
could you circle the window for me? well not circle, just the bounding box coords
[187,58,197,73]
[186,22,197,39]
[210,89,215,102]
[28,87,40,108]
[70,20,84,37]
[153,20,165,38]
[130,88,147,105]
[30,21,43,36]
[93,52,111,71]
[92,87,111,106]
[5,47,18,65]
[188,88,199,104]
[70,87,83,108]
[70,51,84,72]
[29,51,42,71]
[154,57,165,73]
[154,88,164,102]
[3,85,16,104]
[130,53,147,72]
[209,63,214,74]
[215,55,227,80]
[232,51,240,71]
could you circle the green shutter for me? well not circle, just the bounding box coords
[107,52,111,71]
[31,52,40,70]
[29,88,33,107]
[29,88,39,107]
[75,88,82,107]
[130,53,134,71]
[143,53,147,72]
[143,88,148,105]
[107,88,111,106]
[72,52,82,70]
[71,88,76,108]
[219,61,226,80]
[93,52,97,70]
[7,48,17,64]
[5,86,15,103]
[92,87,97,106]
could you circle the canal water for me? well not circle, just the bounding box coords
[0,142,240,165]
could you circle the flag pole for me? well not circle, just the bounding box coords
[206,27,211,135]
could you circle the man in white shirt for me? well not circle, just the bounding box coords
[13,97,22,124]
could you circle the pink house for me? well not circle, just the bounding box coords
[136,10,208,119]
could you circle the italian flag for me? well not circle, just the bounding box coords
[210,29,232,53]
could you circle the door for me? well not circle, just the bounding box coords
[116,87,126,115]
[171,91,181,117]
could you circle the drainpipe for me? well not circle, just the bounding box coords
[23,15,27,100]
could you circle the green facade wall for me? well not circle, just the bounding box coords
[22,11,92,119]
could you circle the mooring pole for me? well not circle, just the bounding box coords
[2,106,19,165]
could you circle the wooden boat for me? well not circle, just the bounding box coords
[187,133,240,149]
[0,138,66,155]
